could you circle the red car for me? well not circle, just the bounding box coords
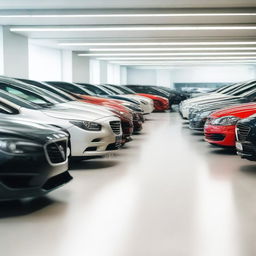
[204,103,256,147]
[135,93,169,111]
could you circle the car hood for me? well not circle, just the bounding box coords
[183,93,227,105]
[136,93,168,101]
[57,102,113,116]
[210,102,256,118]
[195,96,245,108]
[0,118,67,143]
[42,105,112,122]
[123,94,153,103]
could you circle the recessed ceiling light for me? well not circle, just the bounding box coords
[59,41,256,46]
[89,47,256,51]
[78,52,256,56]
[10,25,256,32]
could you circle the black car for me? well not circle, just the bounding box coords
[124,85,174,108]
[236,116,256,161]
[0,118,72,201]
[46,81,141,106]
[151,85,188,104]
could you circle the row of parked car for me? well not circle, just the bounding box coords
[0,78,185,201]
[179,80,256,161]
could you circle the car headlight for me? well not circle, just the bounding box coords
[211,116,240,126]
[199,111,213,119]
[70,120,102,131]
[0,138,43,154]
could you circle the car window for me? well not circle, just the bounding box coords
[231,84,256,96]
[79,84,106,95]
[5,86,51,105]
[48,82,88,95]
[0,102,18,114]
[119,86,135,94]
[0,91,42,109]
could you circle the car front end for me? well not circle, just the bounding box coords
[236,116,256,161]
[0,120,72,201]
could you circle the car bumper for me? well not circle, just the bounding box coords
[236,141,256,161]
[189,119,206,131]
[153,100,169,111]
[0,155,71,201]
[204,124,236,146]
[69,117,122,157]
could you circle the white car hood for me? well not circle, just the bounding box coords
[42,105,112,122]
[58,102,114,116]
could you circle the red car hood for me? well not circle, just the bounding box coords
[210,102,256,119]
[135,93,168,102]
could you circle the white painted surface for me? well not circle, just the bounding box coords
[29,43,61,80]
[90,59,100,84]
[61,49,72,82]
[127,68,156,85]
[2,26,28,78]
[107,63,121,85]
[72,53,90,83]
[127,65,256,87]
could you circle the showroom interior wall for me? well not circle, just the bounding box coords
[127,65,256,88]
[0,26,28,78]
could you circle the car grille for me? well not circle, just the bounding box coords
[46,140,67,164]
[205,133,225,141]
[110,121,121,134]
[236,123,251,141]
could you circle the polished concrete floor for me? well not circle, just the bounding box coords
[1,112,256,256]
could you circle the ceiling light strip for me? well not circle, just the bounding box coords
[2,13,256,18]
[59,41,256,46]
[10,26,256,32]
[89,47,256,51]
[97,56,256,60]
[79,52,256,56]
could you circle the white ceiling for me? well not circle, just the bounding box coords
[0,0,255,66]
[0,0,255,9]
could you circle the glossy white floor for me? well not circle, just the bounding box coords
[1,112,256,256]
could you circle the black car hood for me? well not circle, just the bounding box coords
[0,119,67,143]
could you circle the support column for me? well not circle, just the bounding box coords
[72,52,90,83]
[0,26,28,78]
[99,60,108,84]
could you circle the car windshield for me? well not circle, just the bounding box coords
[78,83,114,96]
[46,81,94,96]
[222,83,248,95]
[102,85,125,95]
[230,83,256,96]
[118,86,136,94]
[239,84,256,97]
[17,79,73,103]
[0,82,58,108]
[0,91,43,109]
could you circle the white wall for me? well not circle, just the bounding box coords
[127,68,156,85]
[127,65,256,88]
[2,26,28,78]
[61,50,72,82]
[120,66,127,85]
[72,53,90,83]
[29,43,62,81]
[90,59,100,84]
[107,63,121,85]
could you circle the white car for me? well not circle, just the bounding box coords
[179,82,249,119]
[115,94,154,114]
[0,91,122,158]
